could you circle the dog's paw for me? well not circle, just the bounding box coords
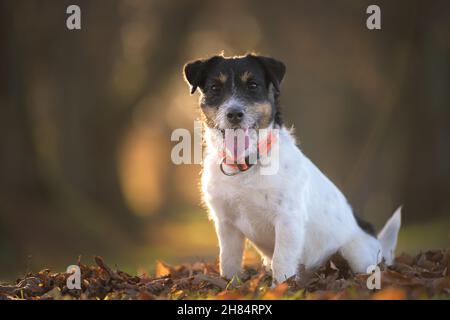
[262,257,272,272]
[221,267,245,287]
[270,274,297,288]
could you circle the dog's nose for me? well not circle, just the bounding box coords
[226,108,244,124]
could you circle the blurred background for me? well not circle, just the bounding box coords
[0,0,449,281]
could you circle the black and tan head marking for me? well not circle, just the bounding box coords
[240,71,252,83]
[183,54,286,130]
[217,72,228,84]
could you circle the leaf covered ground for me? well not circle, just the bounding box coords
[1,246,450,300]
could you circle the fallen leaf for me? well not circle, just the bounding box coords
[155,260,172,278]
[372,287,406,300]
[192,274,228,289]
[262,282,289,299]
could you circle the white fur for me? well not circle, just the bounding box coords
[202,125,401,283]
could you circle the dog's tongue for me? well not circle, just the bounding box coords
[224,128,250,161]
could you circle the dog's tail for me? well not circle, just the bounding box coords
[377,206,402,265]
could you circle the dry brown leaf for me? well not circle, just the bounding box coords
[2,244,450,300]
[432,277,450,293]
[192,274,228,289]
[216,290,244,300]
[262,283,289,299]
[372,287,407,300]
[137,291,155,300]
[155,260,172,278]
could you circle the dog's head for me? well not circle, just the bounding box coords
[183,54,286,130]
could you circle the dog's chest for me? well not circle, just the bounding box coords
[204,160,295,248]
[226,180,281,250]
[233,183,278,232]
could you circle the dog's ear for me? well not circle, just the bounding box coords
[183,56,221,94]
[250,55,286,93]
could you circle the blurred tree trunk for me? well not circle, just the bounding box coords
[0,0,204,274]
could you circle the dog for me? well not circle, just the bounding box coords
[183,54,401,284]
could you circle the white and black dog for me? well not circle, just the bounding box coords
[183,54,401,284]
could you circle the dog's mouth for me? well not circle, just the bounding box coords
[219,127,254,161]
[219,123,257,135]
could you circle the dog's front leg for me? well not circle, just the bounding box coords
[271,216,304,284]
[215,220,245,280]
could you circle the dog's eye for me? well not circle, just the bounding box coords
[210,84,222,93]
[247,81,258,91]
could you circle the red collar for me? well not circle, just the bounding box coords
[218,130,276,176]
